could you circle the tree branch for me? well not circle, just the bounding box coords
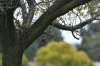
[20,0,27,23]
[21,0,36,28]
[52,12,100,31]
[21,0,93,49]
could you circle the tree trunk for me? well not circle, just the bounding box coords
[2,47,23,66]
[1,32,24,66]
[0,7,24,66]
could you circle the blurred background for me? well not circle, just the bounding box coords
[0,0,100,66]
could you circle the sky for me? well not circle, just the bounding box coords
[62,30,82,45]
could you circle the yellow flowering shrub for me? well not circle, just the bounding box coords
[73,51,94,66]
[34,42,94,66]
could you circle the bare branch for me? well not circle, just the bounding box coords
[52,0,92,17]
[20,0,27,23]
[71,31,80,40]
[21,0,93,49]
[52,12,100,31]
[22,0,36,28]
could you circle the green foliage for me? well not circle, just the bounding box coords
[78,23,100,61]
[0,54,2,66]
[0,60,1,66]
[34,42,94,66]
[22,55,28,66]
[73,51,94,66]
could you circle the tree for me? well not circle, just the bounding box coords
[25,26,63,61]
[34,42,94,66]
[0,0,99,66]
[0,54,28,66]
[77,23,100,61]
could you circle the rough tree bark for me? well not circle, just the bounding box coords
[0,4,24,66]
[0,0,99,66]
[0,0,25,66]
